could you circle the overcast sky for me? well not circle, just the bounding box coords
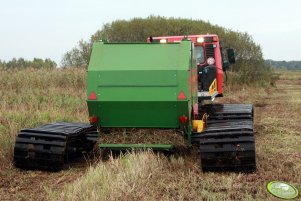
[0,0,300,65]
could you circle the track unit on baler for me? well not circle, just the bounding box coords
[14,122,98,170]
[150,35,256,172]
[192,104,256,171]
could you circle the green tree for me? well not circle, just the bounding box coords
[266,59,301,70]
[0,59,4,69]
[61,16,273,85]
[1,58,56,69]
[61,40,91,68]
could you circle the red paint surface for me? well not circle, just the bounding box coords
[148,34,224,95]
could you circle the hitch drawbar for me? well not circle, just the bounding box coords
[14,122,98,170]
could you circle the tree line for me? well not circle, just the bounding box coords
[0,16,273,85]
[61,16,273,86]
[266,59,301,70]
[0,58,57,69]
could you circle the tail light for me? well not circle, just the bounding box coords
[88,91,97,100]
[179,115,188,124]
[89,116,98,124]
[177,91,187,100]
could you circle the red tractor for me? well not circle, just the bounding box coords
[148,35,256,171]
[148,34,235,101]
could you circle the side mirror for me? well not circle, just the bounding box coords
[227,49,236,64]
[149,36,153,43]
[223,61,230,71]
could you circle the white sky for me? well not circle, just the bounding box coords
[0,0,300,64]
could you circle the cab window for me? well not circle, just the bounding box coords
[194,46,204,64]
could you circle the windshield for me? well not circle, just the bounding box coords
[194,46,204,64]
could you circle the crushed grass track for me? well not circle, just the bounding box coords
[99,128,188,147]
[0,69,300,200]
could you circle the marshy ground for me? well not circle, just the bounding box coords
[0,69,300,200]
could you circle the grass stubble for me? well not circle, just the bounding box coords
[0,69,300,200]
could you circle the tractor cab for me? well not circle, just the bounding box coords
[148,35,235,101]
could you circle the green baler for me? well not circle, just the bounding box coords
[13,38,256,172]
[86,41,199,150]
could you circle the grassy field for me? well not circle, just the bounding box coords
[0,69,300,200]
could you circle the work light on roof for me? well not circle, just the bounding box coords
[160,39,167,43]
[197,37,204,43]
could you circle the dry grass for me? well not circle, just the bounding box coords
[99,128,187,147]
[1,69,301,200]
[0,68,89,200]
[47,150,262,201]
[0,68,88,166]
[48,151,166,201]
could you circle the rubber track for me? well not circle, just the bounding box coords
[194,104,256,172]
[200,104,253,124]
[14,122,98,170]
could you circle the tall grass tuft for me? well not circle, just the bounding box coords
[0,68,87,166]
[48,151,164,201]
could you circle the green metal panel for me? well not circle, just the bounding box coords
[99,143,174,151]
[88,42,189,71]
[87,101,188,127]
[98,71,177,87]
[87,41,196,128]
